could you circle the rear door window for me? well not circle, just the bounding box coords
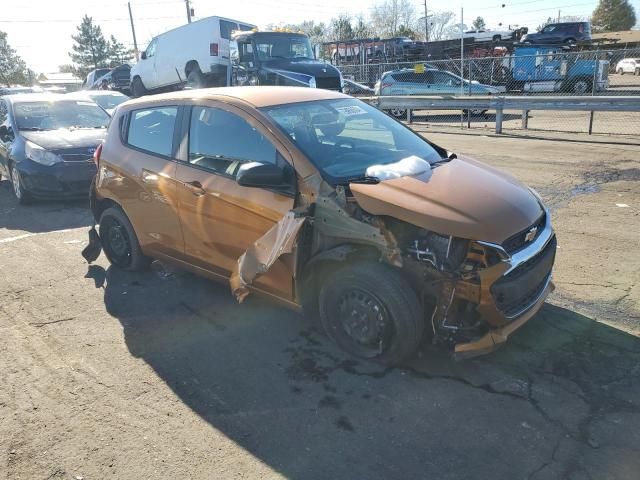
[127,107,178,157]
[188,106,277,177]
[220,20,238,40]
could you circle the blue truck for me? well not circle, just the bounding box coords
[506,45,609,94]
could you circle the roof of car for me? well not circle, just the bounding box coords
[3,93,67,103]
[69,90,128,97]
[122,86,349,108]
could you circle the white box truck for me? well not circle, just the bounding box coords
[130,16,255,96]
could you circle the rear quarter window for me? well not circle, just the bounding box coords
[126,107,178,157]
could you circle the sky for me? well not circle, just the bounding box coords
[2,0,639,73]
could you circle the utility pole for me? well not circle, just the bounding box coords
[557,10,561,22]
[185,0,192,23]
[128,2,139,61]
[460,7,464,97]
[423,0,429,42]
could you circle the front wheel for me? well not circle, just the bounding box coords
[319,262,424,365]
[10,164,31,205]
[99,207,150,271]
[131,77,147,97]
[617,68,624,75]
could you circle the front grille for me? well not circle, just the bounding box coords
[316,77,341,90]
[61,154,93,162]
[491,235,556,318]
[502,212,546,253]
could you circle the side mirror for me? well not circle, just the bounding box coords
[141,51,147,60]
[0,125,13,142]
[236,162,292,189]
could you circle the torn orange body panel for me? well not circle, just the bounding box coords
[230,211,306,303]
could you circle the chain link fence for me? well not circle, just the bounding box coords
[338,47,640,137]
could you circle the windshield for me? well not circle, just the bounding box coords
[95,69,110,79]
[89,93,128,110]
[254,34,314,60]
[14,100,111,130]
[262,98,443,183]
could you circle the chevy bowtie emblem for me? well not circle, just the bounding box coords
[525,226,538,242]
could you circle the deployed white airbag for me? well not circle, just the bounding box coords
[365,156,431,181]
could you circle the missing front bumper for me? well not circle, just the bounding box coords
[453,278,555,359]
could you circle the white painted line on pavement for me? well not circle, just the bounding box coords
[0,228,80,245]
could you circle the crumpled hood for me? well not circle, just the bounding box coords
[349,155,542,244]
[21,129,106,152]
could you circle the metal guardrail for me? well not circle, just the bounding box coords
[363,95,640,134]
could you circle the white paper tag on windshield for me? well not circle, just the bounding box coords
[335,105,367,117]
[76,101,95,106]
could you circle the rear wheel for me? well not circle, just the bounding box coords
[319,262,424,365]
[99,207,150,271]
[572,78,592,94]
[131,77,147,97]
[617,68,624,75]
[492,35,501,42]
[10,164,31,205]
[186,68,206,89]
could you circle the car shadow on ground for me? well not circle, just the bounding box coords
[0,179,92,234]
[88,264,640,479]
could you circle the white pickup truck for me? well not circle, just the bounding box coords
[130,16,255,96]
[463,29,514,43]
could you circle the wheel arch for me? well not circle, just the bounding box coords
[184,60,201,78]
[297,244,396,313]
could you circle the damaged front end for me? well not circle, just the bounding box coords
[230,169,556,360]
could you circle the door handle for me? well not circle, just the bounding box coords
[186,180,206,196]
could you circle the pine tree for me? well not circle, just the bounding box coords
[69,15,109,78]
[591,0,637,32]
[0,31,29,87]
[107,35,133,67]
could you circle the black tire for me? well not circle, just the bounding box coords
[318,262,424,365]
[617,68,624,75]
[492,35,501,42]
[564,38,576,45]
[186,68,206,89]
[131,77,147,97]
[10,163,31,205]
[99,207,150,271]
[571,78,592,94]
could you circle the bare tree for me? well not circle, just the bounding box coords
[428,11,461,40]
[370,0,416,37]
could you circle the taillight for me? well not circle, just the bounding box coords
[579,24,584,33]
[210,43,218,56]
[93,143,103,166]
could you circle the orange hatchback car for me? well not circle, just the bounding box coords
[89,86,556,364]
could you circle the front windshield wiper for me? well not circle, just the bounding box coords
[20,127,48,131]
[431,152,457,166]
[340,174,380,185]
